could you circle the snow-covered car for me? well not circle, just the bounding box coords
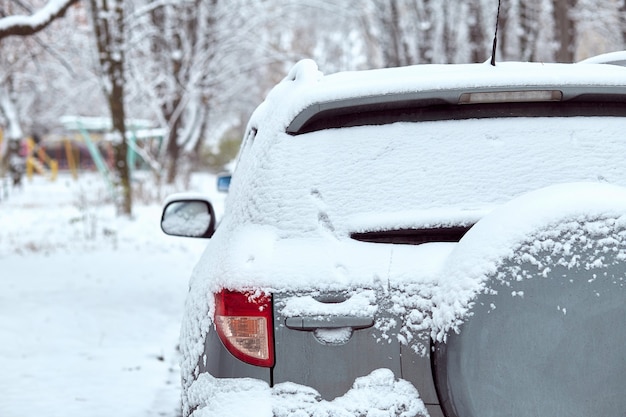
[161,54,626,417]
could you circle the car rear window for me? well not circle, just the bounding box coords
[231,107,626,236]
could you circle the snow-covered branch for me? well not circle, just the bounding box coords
[0,0,80,39]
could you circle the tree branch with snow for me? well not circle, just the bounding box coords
[0,0,80,39]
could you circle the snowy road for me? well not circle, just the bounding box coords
[0,173,214,417]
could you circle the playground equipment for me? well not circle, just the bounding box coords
[60,116,163,199]
[25,137,59,181]
[63,138,79,179]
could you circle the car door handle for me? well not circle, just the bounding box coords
[285,316,374,330]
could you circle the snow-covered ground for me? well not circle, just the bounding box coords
[0,172,220,417]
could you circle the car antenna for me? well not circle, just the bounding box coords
[490,0,502,66]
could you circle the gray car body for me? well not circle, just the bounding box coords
[169,58,626,417]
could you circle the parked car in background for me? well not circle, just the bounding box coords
[162,52,626,417]
[216,171,231,193]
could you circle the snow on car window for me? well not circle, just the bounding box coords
[228,116,626,238]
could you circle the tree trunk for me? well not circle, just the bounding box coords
[0,81,25,186]
[88,0,132,216]
[415,0,433,63]
[109,77,131,215]
[165,114,181,184]
[388,0,403,67]
[554,0,575,62]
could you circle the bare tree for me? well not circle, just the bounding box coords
[87,0,132,215]
[553,0,576,62]
[572,0,623,61]
[129,0,297,183]
[132,0,213,184]
[466,2,488,63]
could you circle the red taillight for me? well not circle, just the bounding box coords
[214,289,274,367]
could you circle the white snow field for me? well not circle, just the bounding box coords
[0,172,220,417]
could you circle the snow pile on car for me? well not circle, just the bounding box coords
[187,369,427,417]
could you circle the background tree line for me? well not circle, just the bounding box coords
[1,0,625,214]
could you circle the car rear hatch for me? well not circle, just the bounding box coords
[270,224,471,411]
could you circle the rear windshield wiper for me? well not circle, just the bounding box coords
[350,226,472,245]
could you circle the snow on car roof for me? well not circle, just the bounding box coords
[578,50,626,66]
[250,59,626,134]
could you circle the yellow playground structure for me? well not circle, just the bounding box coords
[24,137,62,181]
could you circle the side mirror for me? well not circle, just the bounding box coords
[217,174,231,193]
[161,197,216,238]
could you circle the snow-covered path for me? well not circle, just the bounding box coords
[0,173,215,417]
